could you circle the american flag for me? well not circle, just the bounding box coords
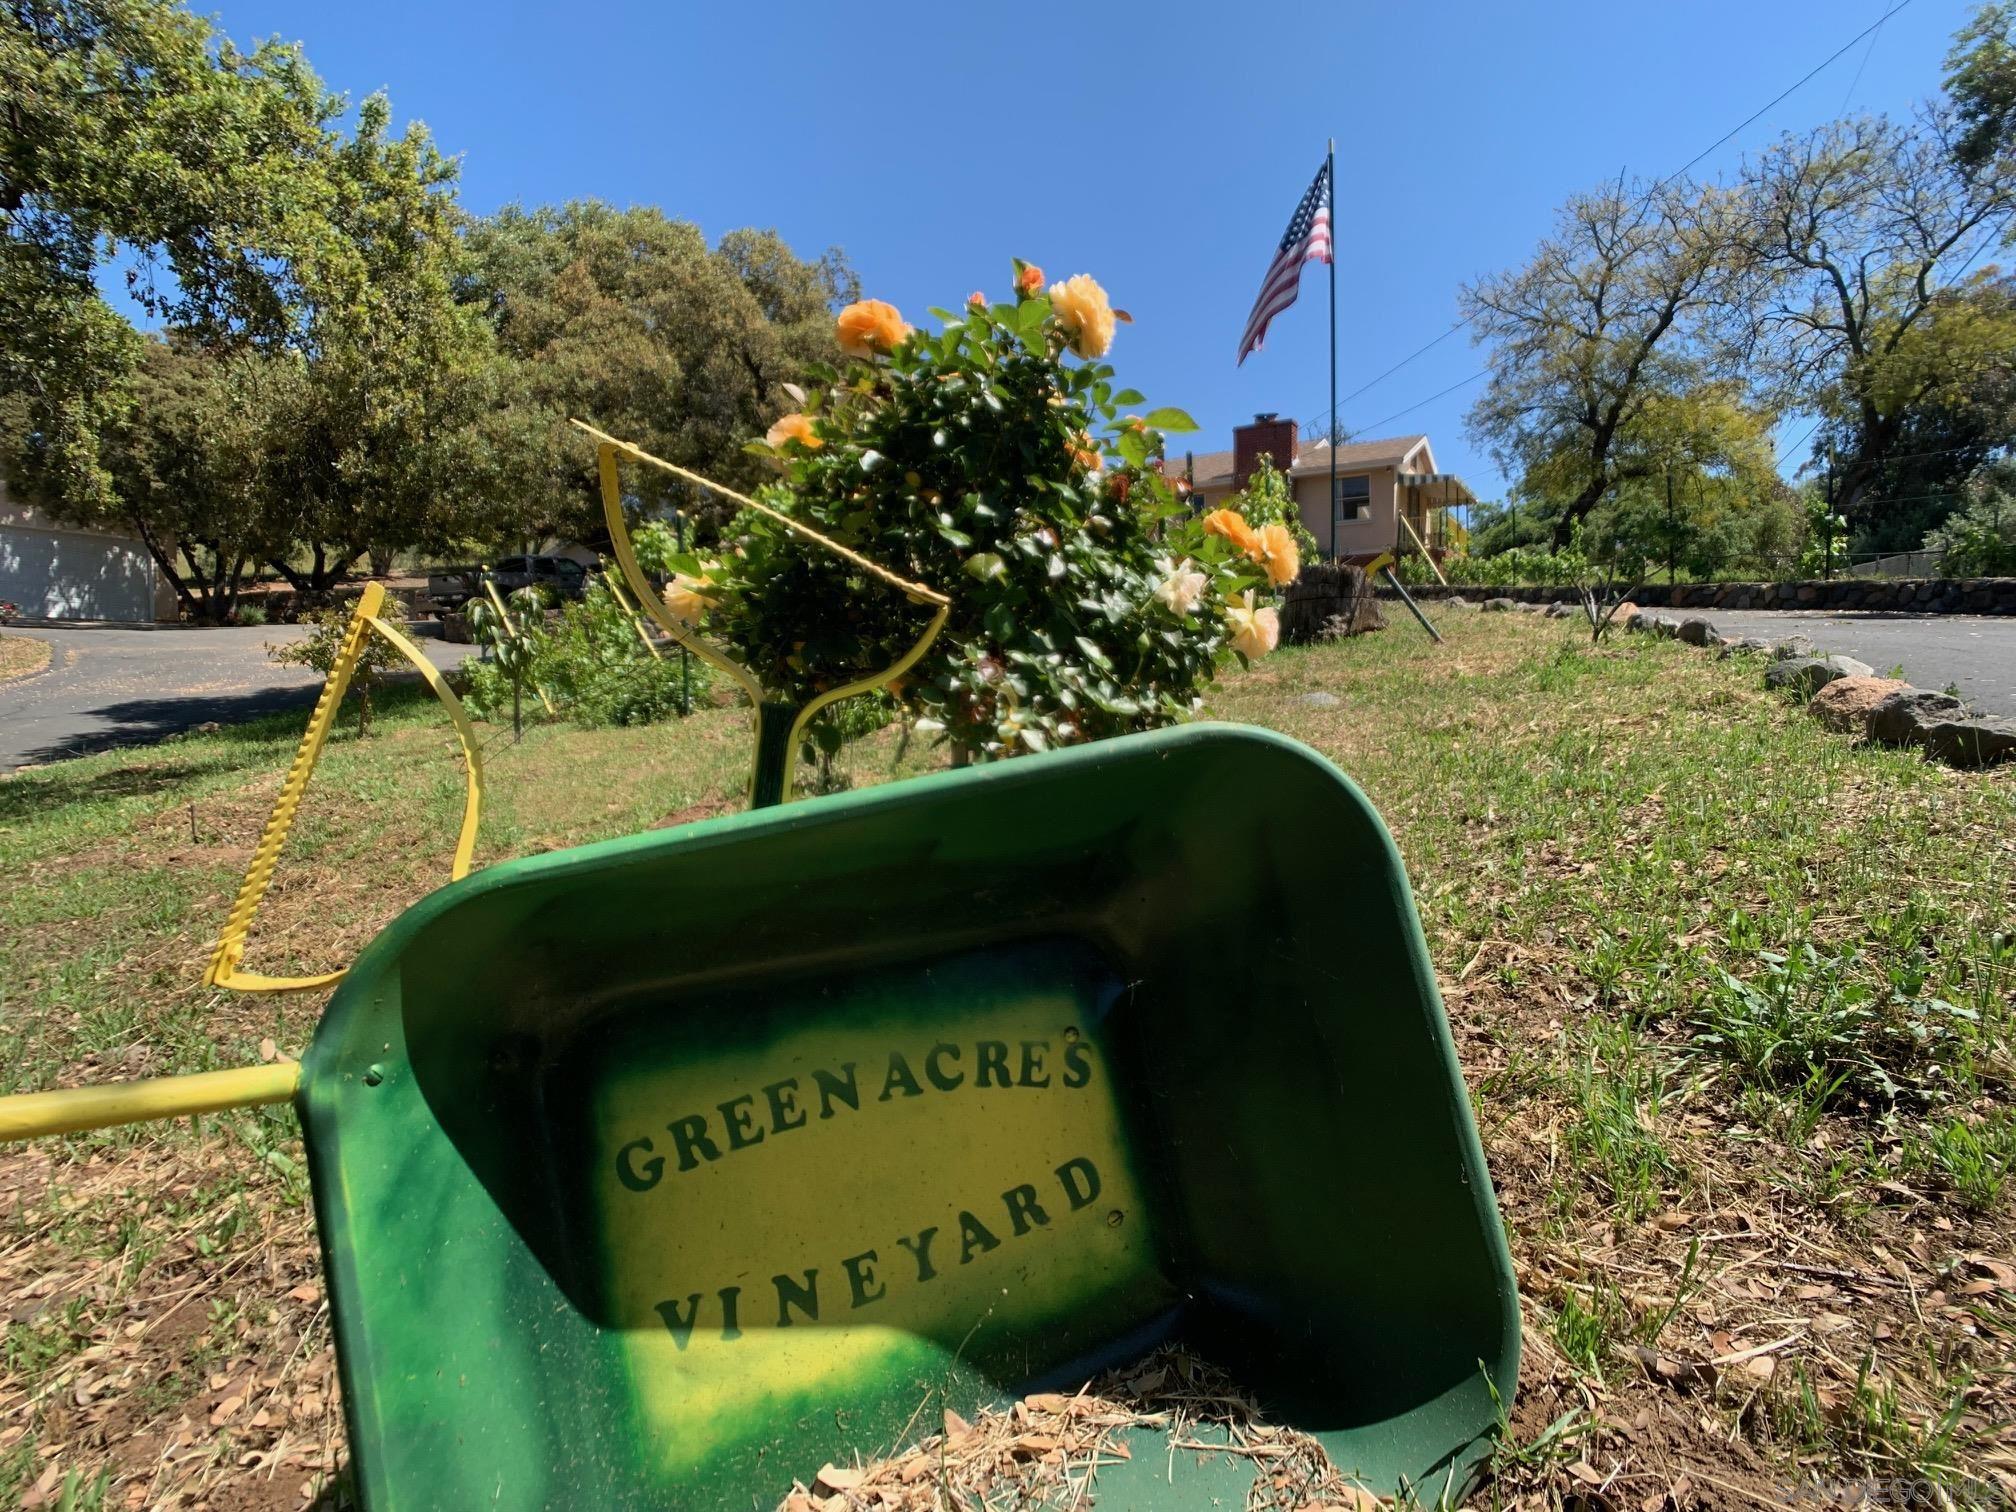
[1236,159,1332,364]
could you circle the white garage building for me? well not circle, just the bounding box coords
[0,481,176,623]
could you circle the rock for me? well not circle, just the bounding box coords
[1514,600,1542,612]
[1643,612,1683,638]
[1765,656,1869,696]
[1300,691,1340,708]
[1716,636,1771,660]
[1480,597,1517,613]
[1807,676,1909,734]
[1772,636,1815,661]
[1445,595,1472,608]
[1916,714,2016,768]
[1612,601,1639,623]
[1543,600,1576,619]
[1867,688,1966,746]
[1676,617,1718,646]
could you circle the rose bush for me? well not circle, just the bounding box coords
[660,261,1290,764]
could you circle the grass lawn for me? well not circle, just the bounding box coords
[0,611,2011,1508]
[0,633,51,685]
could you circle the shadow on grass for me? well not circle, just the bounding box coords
[0,683,449,825]
[8,676,450,767]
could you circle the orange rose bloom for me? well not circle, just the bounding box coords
[765,413,821,451]
[835,298,910,358]
[1068,432,1101,473]
[967,290,987,309]
[1203,507,1261,559]
[1047,274,1116,359]
[1254,523,1300,586]
[1016,263,1044,297]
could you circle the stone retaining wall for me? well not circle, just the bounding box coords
[1377,577,2016,615]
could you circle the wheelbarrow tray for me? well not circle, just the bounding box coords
[302,723,1518,1508]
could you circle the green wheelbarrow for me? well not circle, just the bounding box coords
[1,724,1516,1507]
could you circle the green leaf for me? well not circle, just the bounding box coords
[1112,388,1146,406]
[1017,296,1051,339]
[964,551,1007,581]
[1142,406,1199,433]
[1074,636,1113,669]
[1117,430,1150,468]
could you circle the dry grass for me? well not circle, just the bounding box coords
[0,633,52,685]
[1,610,2012,1509]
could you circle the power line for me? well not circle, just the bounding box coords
[1331,0,1918,431]
[1663,0,1915,183]
[1355,367,1490,436]
[1837,6,1889,114]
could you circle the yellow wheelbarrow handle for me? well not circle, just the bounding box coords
[0,1063,300,1141]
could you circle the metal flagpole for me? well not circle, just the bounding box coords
[1327,137,1337,562]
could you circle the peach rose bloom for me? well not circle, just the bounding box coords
[765,413,821,450]
[662,572,714,626]
[1016,263,1045,297]
[835,298,910,358]
[967,290,987,309]
[1226,590,1280,659]
[1254,523,1300,586]
[1047,274,1116,359]
[1154,559,1207,616]
[1202,507,1262,559]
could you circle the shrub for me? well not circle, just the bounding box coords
[266,602,401,735]
[1923,465,2016,576]
[461,579,711,730]
[1226,456,1318,562]
[531,580,711,728]
[674,262,1287,763]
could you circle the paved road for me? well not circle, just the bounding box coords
[1685,609,2016,718]
[0,624,476,769]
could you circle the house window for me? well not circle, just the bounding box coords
[1332,475,1370,529]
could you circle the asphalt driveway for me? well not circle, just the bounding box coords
[0,623,476,769]
[1683,609,2016,718]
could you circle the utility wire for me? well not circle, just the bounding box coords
[1662,0,1915,183]
[1838,6,1889,114]
[1334,0,1918,432]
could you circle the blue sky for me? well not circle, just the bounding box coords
[194,0,1973,503]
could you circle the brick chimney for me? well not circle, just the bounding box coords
[1233,413,1298,488]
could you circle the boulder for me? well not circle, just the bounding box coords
[1772,636,1815,661]
[1867,688,1966,746]
[1807,676,1909,734]
[1716,636,1771,659]
[1612,601,1639,623]
[1765,655,1869,697]
[1644,612,1683,638]
[1481,597,1518,613]
[1446,595,1472,609]
[1544,600,1576,618]
[1916,715,2016,768]
[1676,617,1718,646]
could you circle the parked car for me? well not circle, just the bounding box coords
[428,555,590,609]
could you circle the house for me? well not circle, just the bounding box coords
[1175,414,1475,565]
[0,479,177,622]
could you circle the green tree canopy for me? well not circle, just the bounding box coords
[1461,177,1749,548]
[460,203,857,544]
